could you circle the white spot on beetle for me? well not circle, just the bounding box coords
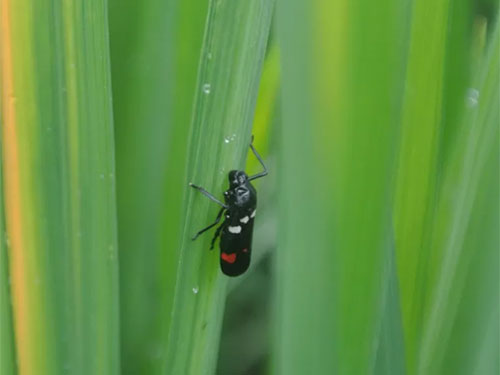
[250,209,256,218]
[240,216,249,224]
[228,225,242,234]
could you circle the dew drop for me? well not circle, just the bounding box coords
[192,286,199,294]
[466,88,479,107]
[223,133,237,144]
[202,83,211,94]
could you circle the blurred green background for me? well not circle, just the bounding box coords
[0,0,498,374]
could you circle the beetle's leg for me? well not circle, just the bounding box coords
[248,136,268,181]
[210,223,225,250]
[189,183,228,208]
[192,207,225,241]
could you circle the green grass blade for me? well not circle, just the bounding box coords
[417,20,499,374]
[0,119,16,374]
[108,0,208,373]
[0,238,16,375]
[163,0,274,373]
[275,0,410,373]
[440,137,499,375]
[393,0,471,370]
[0,0,119,373]
[374,238,406,375]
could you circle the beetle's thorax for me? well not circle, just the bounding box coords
[224,170,256,208]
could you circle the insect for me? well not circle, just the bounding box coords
[189,136,268,277]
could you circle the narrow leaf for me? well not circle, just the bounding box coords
[0,0,119,373]
[108,0,208,373]
[163,0,275,374]
[275,0,410,373]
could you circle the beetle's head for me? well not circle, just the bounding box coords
[228,170,248,188]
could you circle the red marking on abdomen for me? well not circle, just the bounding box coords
[221,252,237,264]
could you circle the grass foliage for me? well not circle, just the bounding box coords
[1,0,119,374]
[0,0,498,374]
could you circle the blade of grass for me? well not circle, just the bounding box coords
[471,302,499,375]
[163,0,274,373]
[0,118,16,374]
[374,235,406,375]
[417,20,499,374]
[1,0,119,373]
[393,0,470,370]
[275,0,410,373]
[108,0,208,373]
[441,138,499,375]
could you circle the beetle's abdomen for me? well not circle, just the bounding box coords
[219,208,255,277]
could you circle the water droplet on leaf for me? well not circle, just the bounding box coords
[466,88,479,107]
